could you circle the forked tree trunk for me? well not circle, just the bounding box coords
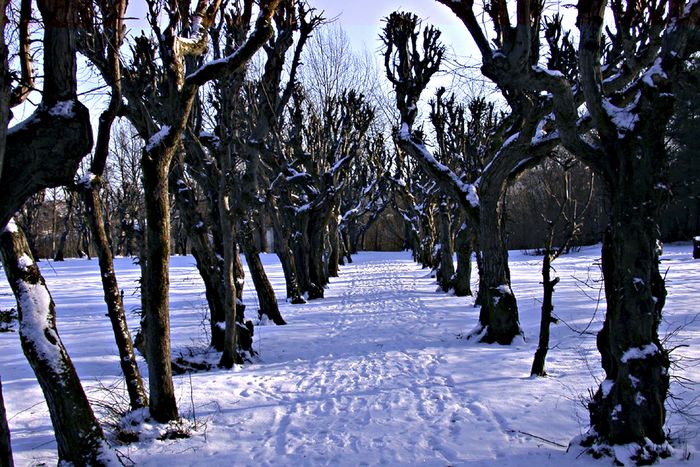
[0,223,109,465]
[83,184,148,409]
[0,377,13,467]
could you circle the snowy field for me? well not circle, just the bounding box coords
[0,244,698,466]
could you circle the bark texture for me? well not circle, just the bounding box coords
[0,225,108,465]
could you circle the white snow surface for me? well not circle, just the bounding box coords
[1,244,699,466]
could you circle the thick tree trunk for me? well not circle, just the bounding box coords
[437,201,455,292]
[585,168,669,453]
[328,217,341,277]
[170,164,227,350]
[0,223,109,465]
[140,154,178,423]
[307,211,331,299]
[0,377,13,467]
[243,243,286,325]
[531,253,558,377]
[453,223,473,297]
[475,194,521,344]
[270,204,305,303]
[83,184,148,409]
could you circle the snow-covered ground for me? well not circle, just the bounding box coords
[0,244,698,466]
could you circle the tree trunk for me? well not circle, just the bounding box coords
[328,216,341,278]
[475,193,521,344]
[586,165,669,452]
[140,153,178,423]
[170,164,227,350]
[53,193,74,261]
[307,210,330,299]
[531,253,559,377]
[243,242,286,325]
[218,190,242,368]
[83,183,148,409]
[453,223,473,297]
[269,203,306,303]
[437,201,455,292]
[0,223,109,465]
[0,377,13,467]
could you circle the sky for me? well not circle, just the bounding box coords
[307,0,478,60]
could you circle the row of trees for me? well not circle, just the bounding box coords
[0,0,698,465]
[382,0,699,463]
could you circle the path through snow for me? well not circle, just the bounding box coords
[1,248,698,466]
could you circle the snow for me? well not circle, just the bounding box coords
[642,58,668,87]
[17,254,33,270]
[16,280,64,375]
[1,244,699,465]
[621,343,659,363]
[602,95,640,137]
[3,218,19,233]
[77,171,96,188]
[47,100,75,119]
[399,123,479,208]
[145,125,171,152]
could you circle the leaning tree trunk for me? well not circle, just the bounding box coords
[585,152,669,455]
[0,223,109,465]
[243,241,286,325]
[170,164,227,350]
[0,377,13,467]
[83,183,148,409]
[140,151,178,423]
[475,192,521,344]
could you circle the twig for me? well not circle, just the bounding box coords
[507,429,567,448]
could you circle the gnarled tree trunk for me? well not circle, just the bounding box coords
[0,223,109,465]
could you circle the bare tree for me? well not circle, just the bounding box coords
[81,0,282,420]
[437,0,700,459]
[529,156,594,377]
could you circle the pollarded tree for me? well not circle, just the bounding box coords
[81,0,282,420]
[383,11,558,344]
[0,0,113,463]
[438,0,700,459]
[77,0,148,411]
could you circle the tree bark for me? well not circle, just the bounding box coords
[243,242,286,325]
[475,192,521,344]
[83,183,148,409]
[0,377,13,467]
[453,223,473,297]
[530,253,559,377]
[437,200,455,292]
[586,158,669,449]
[0,223,108,465]
[140,152,178,422]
